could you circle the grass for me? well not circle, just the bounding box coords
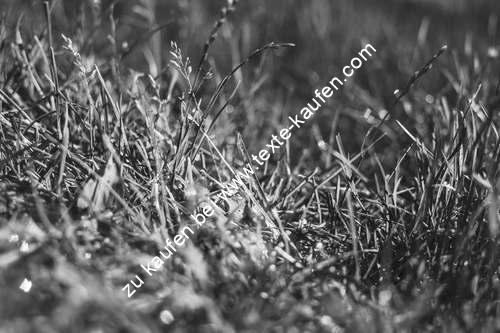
[1,0,500,332]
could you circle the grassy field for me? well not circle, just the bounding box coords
[1,0,500,332]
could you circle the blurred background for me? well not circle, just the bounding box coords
[1,0,499,167]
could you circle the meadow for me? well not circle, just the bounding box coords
[1,0,500,332]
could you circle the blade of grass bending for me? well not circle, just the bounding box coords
[192,0,240,91]
[190,80,241,160]
[188,42,295,159]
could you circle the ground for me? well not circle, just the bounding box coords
[1,0,500,332]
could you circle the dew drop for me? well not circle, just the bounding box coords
[159,309,175,325]
[317,140,327,150]
[488,47,499,58]
[20,241,30,253]
[19,278,32,293]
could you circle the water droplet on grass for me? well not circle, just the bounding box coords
[159,309,175,324]
[488,47,499,58]
[19,278,32,293]
[317,140,327,150]
[20,241,30,253]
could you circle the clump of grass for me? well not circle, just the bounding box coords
[1,1,500,332]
